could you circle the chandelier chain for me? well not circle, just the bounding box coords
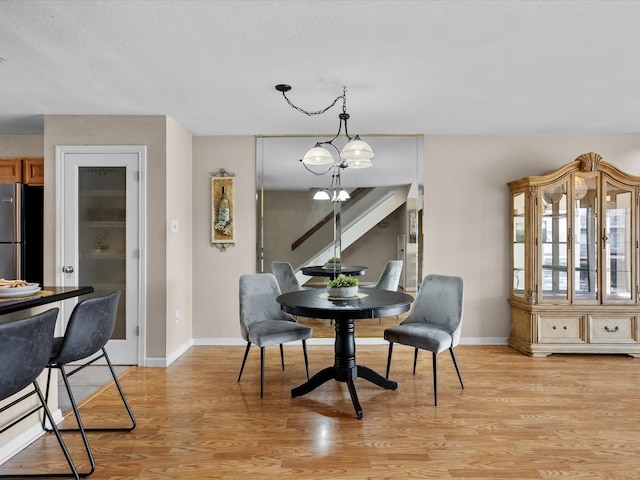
[280,87,347,117]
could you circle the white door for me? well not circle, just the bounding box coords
[56,146,146,365]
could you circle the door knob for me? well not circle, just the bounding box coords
[62,266,75,273]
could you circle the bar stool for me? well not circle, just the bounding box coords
[42,291,136,476]
[0,308,80,479]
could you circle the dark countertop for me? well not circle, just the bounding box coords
[300,265,368,280]
[0,286,94,316]
[277,287,413,320]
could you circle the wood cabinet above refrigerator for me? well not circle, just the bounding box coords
[0,157,44,185]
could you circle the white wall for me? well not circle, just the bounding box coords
[424,135,640,342]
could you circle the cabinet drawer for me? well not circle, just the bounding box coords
[538,315,585,343]
[589,315,638,344]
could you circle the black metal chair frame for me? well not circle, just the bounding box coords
[41,292,136,477]
[238,341,310,398]
[385,343,464,406]
[0,309,80,479]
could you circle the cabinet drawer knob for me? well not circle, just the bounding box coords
[604,325,619,333]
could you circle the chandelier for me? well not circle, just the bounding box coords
[274,84,375,174]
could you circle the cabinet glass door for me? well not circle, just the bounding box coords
[573,175,598,300]
[603,180,633,301]
[540,183,568,300]
[512,192,526,297]
[78,167,127,338]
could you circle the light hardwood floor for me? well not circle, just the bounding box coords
[3,345,640,479]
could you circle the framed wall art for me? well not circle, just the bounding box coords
[211,169,235,250]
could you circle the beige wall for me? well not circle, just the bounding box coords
[424,135,640,341]
[0,135,44,156]
[165,117,194,358]
[192,136,256,341]
[43,115,170,359]
[4,127,640,355]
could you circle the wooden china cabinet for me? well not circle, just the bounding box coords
[508,152,640,357]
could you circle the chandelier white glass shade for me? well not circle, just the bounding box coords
[312,188,350,201]
[313,189,332,200]
[302,144,334,166]
[340,135,374,167]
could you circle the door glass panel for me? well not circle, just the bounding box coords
[574,175,598,300]
[512,192,525,297]
[604,182,632,300]
[540,184,568,299]
[78,167,127,339]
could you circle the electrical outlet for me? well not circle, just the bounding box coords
[174,309,180,324]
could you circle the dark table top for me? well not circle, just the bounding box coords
[300,265,368,279]
[277,287,413,320]
[0,286,94,316]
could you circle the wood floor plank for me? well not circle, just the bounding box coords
[2,345,640,479]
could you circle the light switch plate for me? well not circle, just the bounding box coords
[171,220,179,233]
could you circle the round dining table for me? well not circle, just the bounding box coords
[300,264,368,280]
[276,287,414,419]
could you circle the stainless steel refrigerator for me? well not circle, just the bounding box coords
[0,183,43,284]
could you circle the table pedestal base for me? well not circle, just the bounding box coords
[290,318,397,419]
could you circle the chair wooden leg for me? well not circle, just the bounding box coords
[413,348,419,375]
[432,352,438,406]
[385,342,394,379]
[238,342,251,382]
[449,347,464,389]
[280,343,285,371]
[302,340,310,380]
[260,347,265,398]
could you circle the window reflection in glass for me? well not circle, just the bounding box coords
[604,183,632,300]
[540,183,568,299]
[512,192,525,296]
[573,175,598,300]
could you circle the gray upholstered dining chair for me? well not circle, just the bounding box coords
[238,273,312,398]
[384,274,464,406]
[272,261,307,293]
[372,260,403,324]
[0,308,80,479]
[272,261,318,322]
[42,291,136,477]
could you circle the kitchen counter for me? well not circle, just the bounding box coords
[0,286,94,317]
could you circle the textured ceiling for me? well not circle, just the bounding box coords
[1,1,640,137]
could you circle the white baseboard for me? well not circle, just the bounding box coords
[142,336,509,367]
[191,337,509,346]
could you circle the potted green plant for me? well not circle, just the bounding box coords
[327,274,359,298]
[324,256,341,269]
